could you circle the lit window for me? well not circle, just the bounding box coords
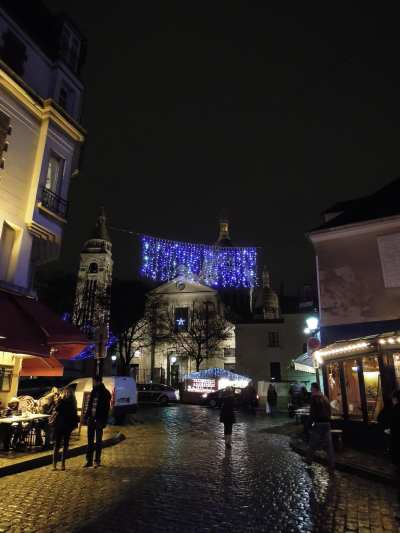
[362,356,383,422]
[45,153,64,193]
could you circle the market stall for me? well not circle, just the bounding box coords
[183,368,251,402]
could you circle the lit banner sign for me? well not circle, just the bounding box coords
[186,378,216,393]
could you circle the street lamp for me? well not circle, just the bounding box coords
[171,356,177,364]
[306,317,319,332]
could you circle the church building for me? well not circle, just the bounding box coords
[72,208,113,337]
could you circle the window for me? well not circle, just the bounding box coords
[394,353,400,385]
[0,222,16,282]
[58,81,75,115]
[174,307,188,332]
[88,263,98,274]
[268,331,280,347]
[270,362,281,381]
[0,366,12,392]
[59,26,80,71]
[45,153,64,193]
[0,110,11,167]
[343,359,363,420]
[326,362,343,416]
[0,30,27,77]
[362,356,383,422]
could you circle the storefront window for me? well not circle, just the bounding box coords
[394,353,400,385]
[343,360,363,420]
[362,356,383,422]
[327,363,343,415]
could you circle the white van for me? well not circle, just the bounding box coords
[67,376,137,424]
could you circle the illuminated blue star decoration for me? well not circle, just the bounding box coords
[176,318,186,326]
[140,235,258,288]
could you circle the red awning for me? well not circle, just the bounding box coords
[0,288,89,359]
[20,356,64,377]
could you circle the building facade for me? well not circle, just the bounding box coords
[134,277,235,385]
[0,0,87,406]
[235,270,316,405]
[0,0,85,290]
[309,178,400,435]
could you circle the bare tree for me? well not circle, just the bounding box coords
[169,301,233,371]
[115,319,150,376]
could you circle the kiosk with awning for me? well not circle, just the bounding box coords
[314,332,400,445]
[0,288,89,406]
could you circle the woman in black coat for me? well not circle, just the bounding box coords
[220,388,236,449]
[52,387,79,470]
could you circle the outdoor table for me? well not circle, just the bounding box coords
[0,414,50,451]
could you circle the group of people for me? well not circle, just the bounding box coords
[50,376,111,470]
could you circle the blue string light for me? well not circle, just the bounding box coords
[140,235,258,288]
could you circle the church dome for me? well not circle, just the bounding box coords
[261,267,280,319]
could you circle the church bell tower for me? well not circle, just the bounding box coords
[72,208,113,336]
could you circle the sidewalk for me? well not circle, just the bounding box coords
[261,419,397,485]
[0,427,124,478]
[290,436,396,484]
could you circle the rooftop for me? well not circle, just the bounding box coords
[312,177,400,232]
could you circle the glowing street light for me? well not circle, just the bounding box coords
[306,317,319,331]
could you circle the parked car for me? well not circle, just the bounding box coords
[67,376,137,424]
[137,384,179,406]
[202,387,258,408]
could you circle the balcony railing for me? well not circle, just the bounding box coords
[41,187,69,219]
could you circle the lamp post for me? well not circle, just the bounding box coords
[304,316,321,384]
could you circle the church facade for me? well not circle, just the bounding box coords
[133,277,236,385]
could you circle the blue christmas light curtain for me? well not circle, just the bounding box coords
[140,235,258,288]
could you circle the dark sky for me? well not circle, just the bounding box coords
[44,1,400,293]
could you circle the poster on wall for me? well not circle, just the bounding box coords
[377,233,400,288]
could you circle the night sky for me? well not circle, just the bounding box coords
[44,1,400,293]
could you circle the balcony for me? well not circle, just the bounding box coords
[40,187,69,220]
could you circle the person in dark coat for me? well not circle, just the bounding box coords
[220,387,236,449]
[84,376,111,468]
[52,387,79,470]
[267,384,278,416]
[389,389,400,504]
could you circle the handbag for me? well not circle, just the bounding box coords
[48,410,58,426]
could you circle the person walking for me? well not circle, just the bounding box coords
[52,386,79,471]
[84,376,111,468]
[306,382,335,472]
[389,389,400,506]
[220,387,236,449]
[267,384,278,417]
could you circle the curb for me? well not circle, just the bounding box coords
[290,438,397,486]
[0,432,126,479]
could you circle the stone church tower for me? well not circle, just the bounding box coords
[72,208,113,336]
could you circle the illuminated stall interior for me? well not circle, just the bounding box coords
[316,334,399,425]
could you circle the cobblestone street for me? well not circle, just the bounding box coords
[0,405,399,533]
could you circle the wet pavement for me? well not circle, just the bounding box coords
[0,405,399,533]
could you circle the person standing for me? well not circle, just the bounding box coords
[220,388,236,449]
[52,387,79,471]
[84,376,111,468]
[267,384,278,417]
[306,382,335,472]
